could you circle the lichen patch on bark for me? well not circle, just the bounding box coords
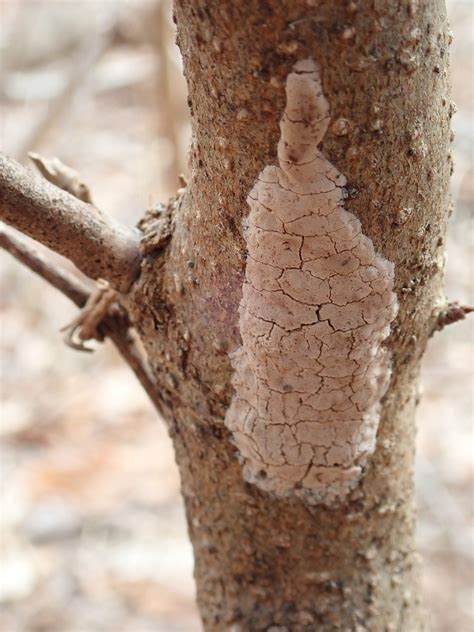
[225,59,398,505]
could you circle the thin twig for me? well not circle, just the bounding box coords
[107,325,162,411]
[0,223,92,306]
[0,152,142,293]
[1,224,164,414]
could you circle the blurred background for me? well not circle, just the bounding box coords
[0,1,472,631]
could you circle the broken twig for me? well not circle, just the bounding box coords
[29,152,93,203]
[433,301,474,334]
[60,279,116,352]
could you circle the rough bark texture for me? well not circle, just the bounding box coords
[126,1,452,630]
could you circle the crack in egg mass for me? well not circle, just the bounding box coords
[225,59,398,505]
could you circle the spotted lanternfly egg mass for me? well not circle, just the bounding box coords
[225,59,398,505]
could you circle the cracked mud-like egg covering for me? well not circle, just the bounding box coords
[225,59,398,505]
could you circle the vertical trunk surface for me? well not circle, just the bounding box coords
[129,1,451,630]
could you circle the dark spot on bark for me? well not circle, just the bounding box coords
[227,215,241,236]
[211,425,224,439]
[345,184,359,198]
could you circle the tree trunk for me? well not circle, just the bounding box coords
[127,1,451,630]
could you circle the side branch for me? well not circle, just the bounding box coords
[0,153,142,293]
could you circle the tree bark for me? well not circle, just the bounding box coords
[126,1,452,630]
